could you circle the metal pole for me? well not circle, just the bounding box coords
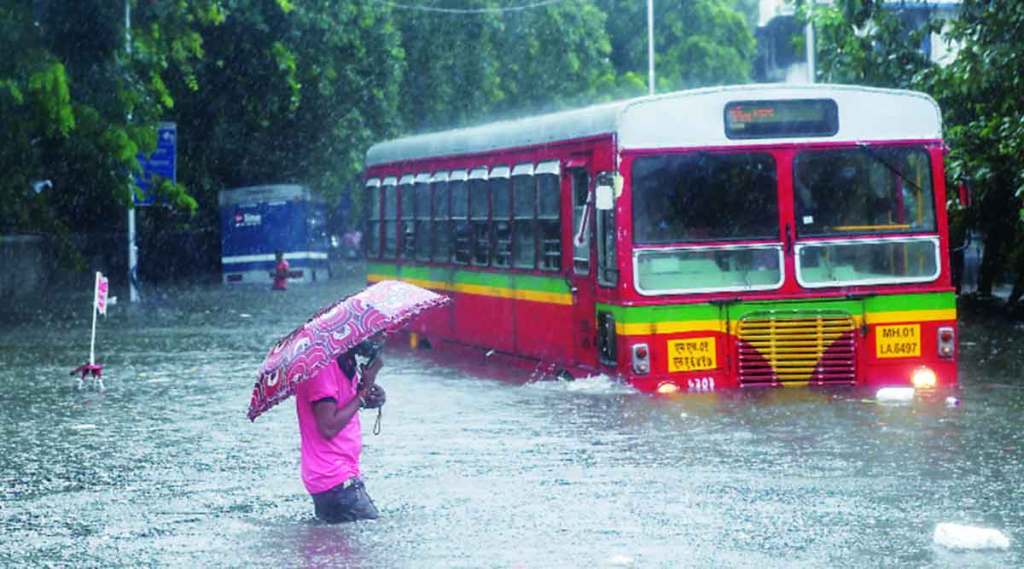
[126,0,139,302]
[90,272,99,364]
[647,0,655,95]
[805,1,816,83]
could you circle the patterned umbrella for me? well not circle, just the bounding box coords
[247,280,450,421]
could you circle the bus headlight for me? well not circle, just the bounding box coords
[656,382,680,394]
[911,366,938,389]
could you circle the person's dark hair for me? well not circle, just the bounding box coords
[274,250,284,260]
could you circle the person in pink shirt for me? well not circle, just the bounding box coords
[295,339,386,523]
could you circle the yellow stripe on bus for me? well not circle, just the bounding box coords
[618,320,725,336]
[617,309,956,337]
[865,309,956,325]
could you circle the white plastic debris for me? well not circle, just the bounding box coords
[933,522,1011,550]
[945,396,960,408]
[602,554,636,568]
[71,424,97,431]
[876,387,915,402]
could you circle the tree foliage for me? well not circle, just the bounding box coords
[169,0,403,230]
[2,0,757,278]
[0,1,222,266]
[600,0,755,95]
[809,0,1024,300]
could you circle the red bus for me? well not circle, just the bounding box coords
[362,85,957,393]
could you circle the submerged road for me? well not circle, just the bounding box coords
[1,272,1021,567]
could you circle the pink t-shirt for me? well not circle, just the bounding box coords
[295,360,362,494]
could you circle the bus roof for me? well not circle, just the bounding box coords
[365,84,942,167]
[218,184,318,207]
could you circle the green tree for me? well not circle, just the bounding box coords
[168,0,403,227]
[809,0,1024,302]
[0,1,222,267]
[807,0,937,87]
[600,0,756,95]
[393,0,615,134]
[922,0,1024,300]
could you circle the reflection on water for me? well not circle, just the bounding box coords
[1,279,1022,567]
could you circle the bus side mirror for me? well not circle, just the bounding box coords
[958,180,972,207]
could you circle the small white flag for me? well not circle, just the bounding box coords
[95,272,109,315]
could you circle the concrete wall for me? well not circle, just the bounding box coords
[0,235,50,300]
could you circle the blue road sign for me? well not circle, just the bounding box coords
[133,122,177,206]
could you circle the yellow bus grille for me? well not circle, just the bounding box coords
[737,311,857,386]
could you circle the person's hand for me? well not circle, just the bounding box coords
[362,384,386,409]
[358,356,383,396]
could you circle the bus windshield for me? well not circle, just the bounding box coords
[793,145,935,236]
[632,152,778,244]
[632,152,782,294]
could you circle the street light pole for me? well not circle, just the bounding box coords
[125,0,139,302]
[805,0,816,83]
[647,0,655,95]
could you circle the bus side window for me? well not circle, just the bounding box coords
[596,172,617,287]
[399,178,415,257]
[512,173,536,269]
[415,178,432,261]
[469,172,490,267]
[451,178,470,265]
[491,171,511,268]
[570,169,590,275]
[538,173,561,272]
[432,178,451,263]
[366,182,381,258]
[383,180,398,258]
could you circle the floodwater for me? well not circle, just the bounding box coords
[1,271,1022,568]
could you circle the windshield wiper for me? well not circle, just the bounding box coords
[854,142,927,197]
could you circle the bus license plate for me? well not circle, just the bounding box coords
[668,337,717,372]
[876,324,921,358]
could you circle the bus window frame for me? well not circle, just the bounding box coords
[382,176,398,259]
[431,171,451,264]
[512,164,537,270]
[491,165,512,269]
[414,172,432,262]
[398,174,415,259]
[365,178,381,259]
[450,170,470,265]
[595,171,616,286]
[469,167,490,267]
[794,235,941,288]
[537,171,561,273]
[569,168,591,276]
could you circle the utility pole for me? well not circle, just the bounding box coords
[805,0,816,83]
[647,0,655,95]
[125,0,139,302]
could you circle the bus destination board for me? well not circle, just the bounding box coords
[724,99,838,139]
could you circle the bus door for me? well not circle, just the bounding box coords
[566,166,599,367]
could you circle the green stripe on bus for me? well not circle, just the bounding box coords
[597,292,955,323]
[865,292,956,312]
[367,262,569,294]
[596,302,721,322]
[367,262,398,277]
